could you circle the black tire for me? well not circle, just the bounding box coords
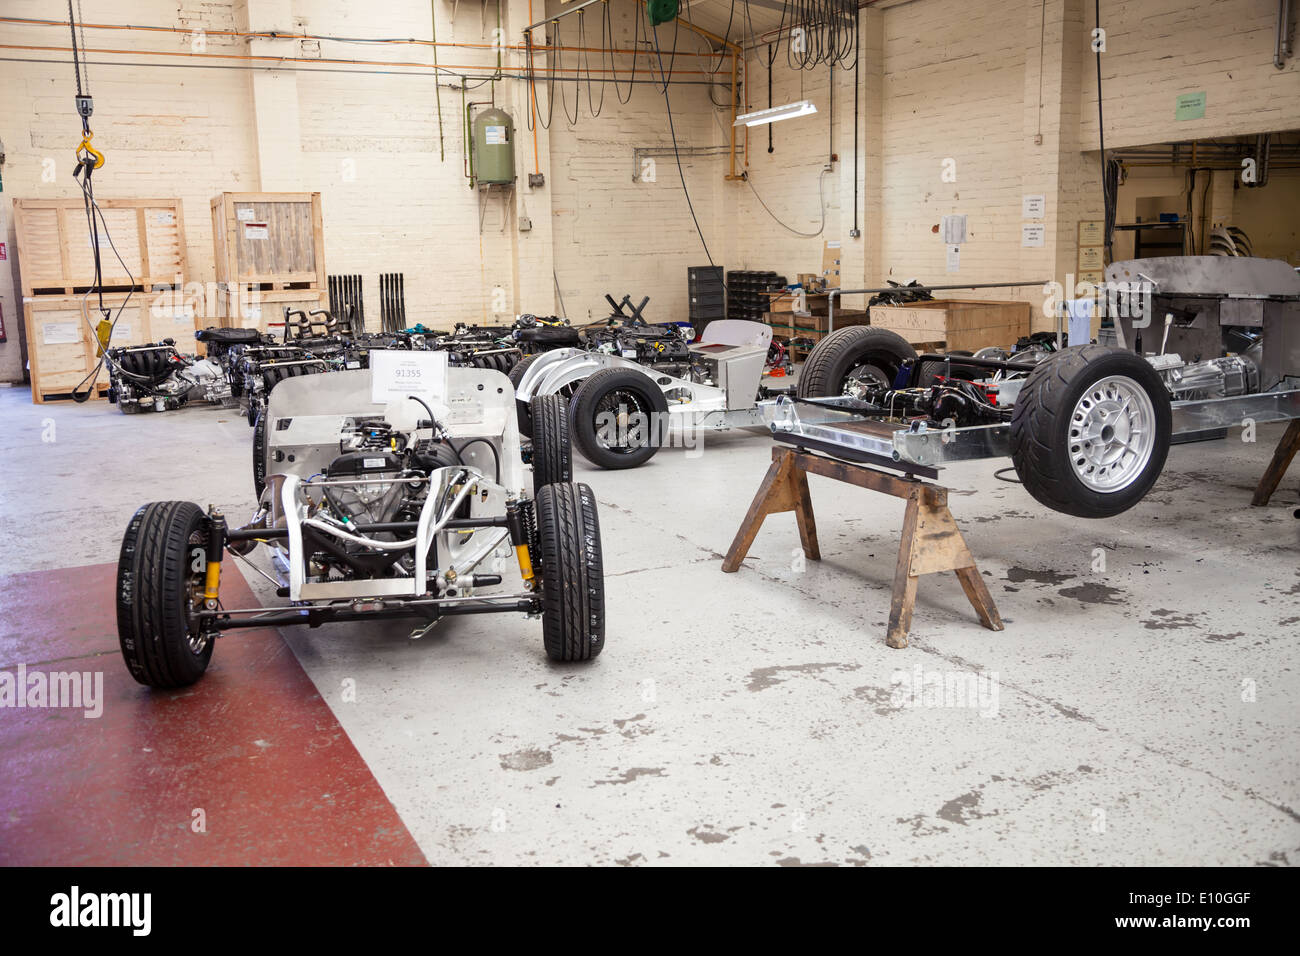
[797,326,918,398]
[568,367,669,470]
[509,353,547,438]
[252,412,268,499]
[117,501,215,688]
[1010,345,1172,519]
[535,482,605,662]
[530,394,572,487]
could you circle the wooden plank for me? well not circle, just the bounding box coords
[1251,419,1300,506]
[886,496,922,649]
[722,451,815,573]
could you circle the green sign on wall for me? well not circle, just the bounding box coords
[1175,92,1207,121]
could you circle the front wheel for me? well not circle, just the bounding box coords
[1010,345,1171,518]
[117,501,215,688]
[535,482,605,661]
[252,412,268,498]
[568,368,669,469]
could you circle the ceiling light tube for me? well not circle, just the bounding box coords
[732,100,818,128]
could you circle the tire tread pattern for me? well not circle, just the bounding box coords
[535,482,605,662]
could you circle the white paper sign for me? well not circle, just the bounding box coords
[243,222,269,240]
[946,245,961,274]
[236,206,255,221]
[1067,299,1094,345]
[485,125,509,145]
[370,349,449,406]
[154,211,176,225]
[114,322,134,339]
[1022,194,1046,218]
[42,321,80,345]
[1021,224,1046,248]
[942,214,967,245]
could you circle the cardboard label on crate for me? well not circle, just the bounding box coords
[114,323,133,340]
[371,349,449,405]
[0,242,6,260]
[42,322,80,345]
[243,222,269,240]
[236,206,256,221]
[245,306,263,320]
[153,211,175,225]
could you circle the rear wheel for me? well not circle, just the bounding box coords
[797,326,918,398]
[117,501,215,688]
[530,394,572,487]
[1010,345,1171,518]
[569,368,669,469]
[509,353,546,438]
[535,482,605,661]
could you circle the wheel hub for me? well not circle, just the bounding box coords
[1068,375,1156,492]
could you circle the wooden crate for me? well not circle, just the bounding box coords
[216,287,325,334]
[211,192,324,291]
[12,198,187,296]
[24,293,207,403]
[869,299,1030,352]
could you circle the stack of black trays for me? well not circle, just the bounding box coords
[726,270,787,324]
[687,266,725,337]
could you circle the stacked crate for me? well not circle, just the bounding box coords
[686,265,724,336]
[211,192,326,334]
[12,198,195,403]
[726,270,786,323]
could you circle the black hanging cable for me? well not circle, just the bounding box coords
[608,0,639,104]
[651,19,715,268]
[554,19,580,125]
[852,28,860,236]
[1095,0,1114,263]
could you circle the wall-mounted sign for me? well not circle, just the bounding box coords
[1078,246,1105,271]
[946,245,961,273]
[1021,224,1046,248]
[942,214,967,245]
[1078,220,1104,246]
[1175,91,1206,121]
[1022,194,1046,218]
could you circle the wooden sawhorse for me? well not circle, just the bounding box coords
[721,447,1003,648]
[1251,419,1300,507]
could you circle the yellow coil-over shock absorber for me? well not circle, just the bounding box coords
[506,498,535,589]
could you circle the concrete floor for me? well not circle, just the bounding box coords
[3,382,1299,866]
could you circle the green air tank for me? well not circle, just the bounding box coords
[472,108,515,186]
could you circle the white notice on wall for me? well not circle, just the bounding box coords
[485,125,509,145]
[1021,224,1046,248]
[946,245,961,274]
[371,349,449,406]
[942,214,967,245]
[243,222,269,240]
[42,322,80,345]
[1022,194,1046,218]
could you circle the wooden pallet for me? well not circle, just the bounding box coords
[13,198,188,297]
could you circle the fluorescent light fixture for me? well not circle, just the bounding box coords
[732,100,818,128]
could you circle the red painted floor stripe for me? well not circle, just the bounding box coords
[0,562,427,866]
